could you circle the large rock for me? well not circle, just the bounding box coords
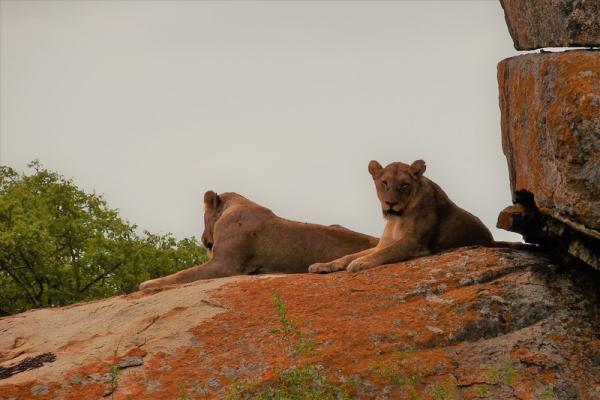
[497,50,600,269]
[1,247,600,399]
[499,0,600,50]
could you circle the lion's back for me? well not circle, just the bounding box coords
[251,218,376,272]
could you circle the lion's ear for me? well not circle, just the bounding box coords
[368,160,383,177]
[409,160,426,178]
[204,190,221,209]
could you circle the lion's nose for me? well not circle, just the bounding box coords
[385,201,398,208]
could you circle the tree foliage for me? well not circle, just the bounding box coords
[0,161,207,315]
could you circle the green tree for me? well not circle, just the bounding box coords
[0,161,207,315]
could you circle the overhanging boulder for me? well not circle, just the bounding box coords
[497,50,600,269]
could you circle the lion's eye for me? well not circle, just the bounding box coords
[400,183,410,190]
[381,180,388,187]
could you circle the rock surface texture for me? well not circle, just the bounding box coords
[497,50,600,269]
[1,247,599,399]
[499,0,600,50]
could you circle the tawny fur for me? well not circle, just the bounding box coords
[309,160,494,274]
[139,191,377,289]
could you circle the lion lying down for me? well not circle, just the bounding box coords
[139,191,377,289]
[309,159,495,274]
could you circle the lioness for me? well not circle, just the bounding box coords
[309,160,494,273]
[139,191,377,289]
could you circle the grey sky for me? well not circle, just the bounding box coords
[1,0,520,242]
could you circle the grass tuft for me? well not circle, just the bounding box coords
[226,365,352,400]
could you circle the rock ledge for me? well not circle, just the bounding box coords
[1,247,599,399]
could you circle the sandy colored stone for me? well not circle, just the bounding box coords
[499,0,600,50]
[0,275,255,386]
[1,247,599,399]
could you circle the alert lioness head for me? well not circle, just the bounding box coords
[368,159,426,218]
[309,159,494,274]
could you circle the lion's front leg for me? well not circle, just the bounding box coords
[309,248,375,274]
[139,277,167,290]
[347,239,430,273]
[139,259,236,290]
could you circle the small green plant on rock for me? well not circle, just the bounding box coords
[225,292,352,399]
[369,351,423,398]
[270,291,297,337]
[270,290,315,356]
[429,379,457,400]
[107,364,121,398]
[472,360,517,398]
[539,385,555,400]
[475,383,491,397]
[225,364,352,400]
[176,382,188,400]
[488,360,516,386]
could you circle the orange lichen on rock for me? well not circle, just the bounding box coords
[498,50,600,269]
[1,247,600,399]
[498,50,600,232]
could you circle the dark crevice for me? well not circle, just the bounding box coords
[514,190,536,208]
[499,190,600,270]
[0,352,56,380]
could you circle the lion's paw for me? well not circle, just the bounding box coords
[308,262,344,274]
[347,258,375,273]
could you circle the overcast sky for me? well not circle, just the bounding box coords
[1,0,521,242]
